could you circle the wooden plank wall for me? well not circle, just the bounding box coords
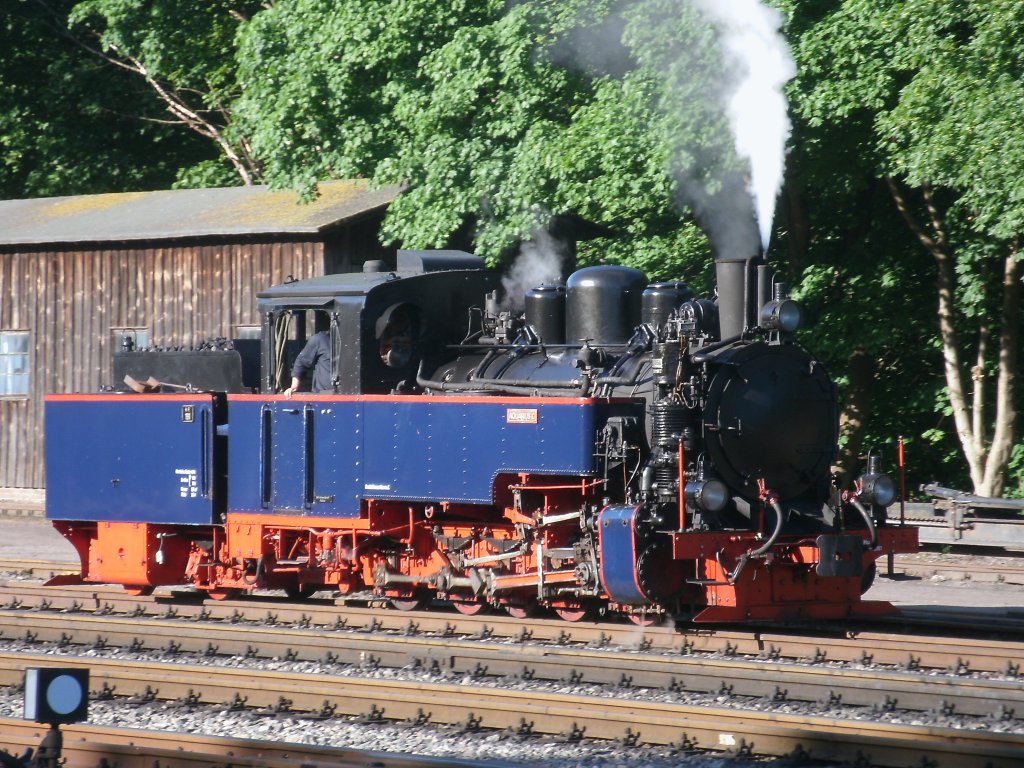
[323,215,394,273]
[0,238,323,489]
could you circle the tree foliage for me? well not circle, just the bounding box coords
[233,0,731,280]
[67,0,264,185]
[4,0,1022,494]
[788,0,1024,495]
[0,0,215,197]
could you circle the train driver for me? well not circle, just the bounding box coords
[284,312,332,395]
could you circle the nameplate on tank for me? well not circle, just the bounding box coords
[505,408,538,425]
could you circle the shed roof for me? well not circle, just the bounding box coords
[0,180,400,246]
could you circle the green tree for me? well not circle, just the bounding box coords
[234,0,501,198]
[234,0,748,280]
[53,0,752,278]
[0,0,215,198]
[772,2,943,487]
[790,0,1023,496]
[66,0,263,186]
[14,0,1018,498]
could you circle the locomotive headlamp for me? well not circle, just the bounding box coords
[686,478,729,512]
[858,472,896,508]
[760,299,803,333]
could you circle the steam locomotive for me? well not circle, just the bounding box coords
[45,249,916,622]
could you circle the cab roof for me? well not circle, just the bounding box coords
[256,250,487,301]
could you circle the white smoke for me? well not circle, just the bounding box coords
[501,229,568,310]
[507,1,793,263]
[691,0,795,251]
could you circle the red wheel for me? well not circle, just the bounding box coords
[628,612,659,626]
[554,602,594,622]
[205,588,240,601]
[860,560,877,595]
[391,591,431,612]
[452,600,486,616]
[504,599,539,619]
[122,585,154,597]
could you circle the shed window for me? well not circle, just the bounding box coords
[0,331,29,397]
[112,327,149,352]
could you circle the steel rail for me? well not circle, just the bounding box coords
[3,580,1023,676]
[2,610,1021,721]
[0,580,1019,677]
[0,558,75,579]
[0,718,506,768]
[891,558,1024,585]
[0,652,1020,767]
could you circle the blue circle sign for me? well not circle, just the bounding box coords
[46,674,84,715]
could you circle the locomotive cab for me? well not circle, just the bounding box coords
[256,250,498,395]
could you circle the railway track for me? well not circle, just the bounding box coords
[892,555,1024,585]
[1,577,1024,766]
[4,563,1024,765]
[1,606,1022,720]
[2,578,1023,673]
[0,649,1021,767]
[0,558,75,580]
[0,718,498,768]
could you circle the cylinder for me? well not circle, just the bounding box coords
[867,454,882,475]
[485,290,500,318]
[651,399,692,449]
[566,266,648,346]
[524,284,566,344]
[650,400,693,499]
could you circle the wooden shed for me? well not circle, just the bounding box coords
[0,180,399,490]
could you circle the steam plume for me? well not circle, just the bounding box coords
[501,228,568,310]
[504,0,794,279]
[692,0,795,251]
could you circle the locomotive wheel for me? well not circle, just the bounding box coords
[122,585,154,597]
[452,600,486,616]
[554,602,594,622]
[205,588,240,601]
[504,599,539,619]
[390,590,431,612]
[627,611,658,627]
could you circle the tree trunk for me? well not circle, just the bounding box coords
[979,250,1021,496]
[930,216,986,489]
[836,345,875,486]
[887,178,1020,496]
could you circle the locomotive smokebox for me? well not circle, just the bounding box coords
[566,266,647,346]
[525,283,566,344]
